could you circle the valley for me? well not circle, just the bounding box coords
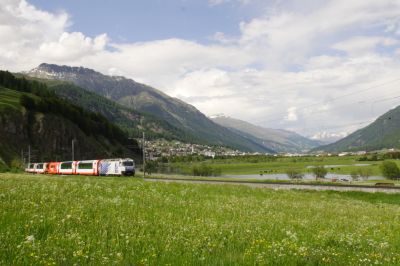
[2,1,400,265]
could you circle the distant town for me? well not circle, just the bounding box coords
[141,138,400,160]
[142,139,242,159]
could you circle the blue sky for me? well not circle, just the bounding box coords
[1,0,400,141]
[29,0,265,44]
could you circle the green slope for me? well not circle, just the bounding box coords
[0,71,141,168]
[314,105,400,152]
[42,81,190,141]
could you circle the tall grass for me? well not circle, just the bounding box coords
[1,173,400,265]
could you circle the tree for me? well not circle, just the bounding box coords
[10,158,22,173]
[358,168,372,180]
[286,168,304,180]
[350,170,360,181]
[0,159,9,173]
[380,161,400,180]
[312,166,327,179]
[145,160,159,175]
[20,94,36,110]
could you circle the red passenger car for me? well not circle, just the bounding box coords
[46,162,60,175]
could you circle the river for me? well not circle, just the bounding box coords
[223,173,384,181]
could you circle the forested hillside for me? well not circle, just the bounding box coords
[41,81,196,141]
[0,71,140,170]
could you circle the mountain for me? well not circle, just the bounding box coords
[313,106,400,152]
[0,70,140,170]
[211,115,321,153]
[19,76,190,141]
[26,63,273,153]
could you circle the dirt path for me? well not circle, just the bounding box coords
[145,177,400,194]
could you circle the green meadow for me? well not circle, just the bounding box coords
[1,173,400,265]
[170,155,389,176]
[0,88,24,110]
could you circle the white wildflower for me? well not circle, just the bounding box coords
[25,235,35,242]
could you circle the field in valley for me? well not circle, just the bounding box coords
[169,155,398,177]
[1,173,400,265]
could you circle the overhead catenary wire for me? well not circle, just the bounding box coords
[255,77,400,125]
[294,108,400,136]
[250,76,400,138]
[256,95,400,128]
[298,94,400,118]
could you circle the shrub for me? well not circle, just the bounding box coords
[0,158,9,173]
[192,164,221,177]
[312,166,328,179]
[380,161,400,180]
[350,170,359,181]
[358,168,372,180]
[285,168,304,180]
[10,158,23,172]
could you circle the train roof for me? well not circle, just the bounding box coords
[77,160,99,163]
[101,158,134,162]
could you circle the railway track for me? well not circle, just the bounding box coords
[145,177,400,194]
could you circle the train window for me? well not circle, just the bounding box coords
[30,164,34,168]
[37,164,43,169]
[60,162,72,169]
[78,162,93,169]
[122,161,134,166]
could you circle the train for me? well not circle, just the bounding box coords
[25,158,135,176]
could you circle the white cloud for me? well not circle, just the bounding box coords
[171,68,234,99]
[2,0,400,139]
[0,0,69,68]
[333,36,399,56]
[310,131,349,143]
[284,107,298,121]
[38,32,108,61]
[235,0,400,68]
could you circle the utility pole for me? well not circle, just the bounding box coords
[72,139,75,161]
[143,132,145,178]
[28,145,31,167]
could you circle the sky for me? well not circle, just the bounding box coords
[1,0,400,141]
